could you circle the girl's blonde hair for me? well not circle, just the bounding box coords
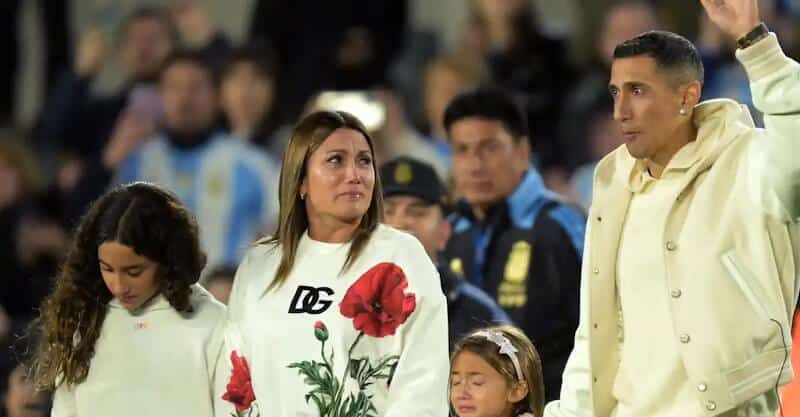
[452,325,544,417]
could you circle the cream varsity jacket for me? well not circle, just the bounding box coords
[545,33,800,417]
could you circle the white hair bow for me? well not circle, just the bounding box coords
[474,330,524,382]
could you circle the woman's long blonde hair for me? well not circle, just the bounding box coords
[264,110,383,290]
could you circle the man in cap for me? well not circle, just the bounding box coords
[380,156,510,349]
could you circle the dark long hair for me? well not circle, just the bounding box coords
[30,182,206,389]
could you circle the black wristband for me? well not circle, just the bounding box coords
[737,22,769,49]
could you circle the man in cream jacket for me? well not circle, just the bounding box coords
[545,0,800,416]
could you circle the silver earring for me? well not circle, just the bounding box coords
[300,192,306,200]
[679,108,687,116]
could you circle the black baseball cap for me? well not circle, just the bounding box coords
[380,157,447,207]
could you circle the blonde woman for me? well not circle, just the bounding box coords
[217,111,449,417]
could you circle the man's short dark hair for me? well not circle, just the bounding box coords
[443,87,528,141]
[117,7,179,46]
[613,30,704,84]
[159,50,218,86]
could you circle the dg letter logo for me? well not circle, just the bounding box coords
[288,285,334,314]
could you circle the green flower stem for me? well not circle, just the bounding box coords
[348,332,365,362]
[331,331,365,417]
[356,395,370,417]
[321,339,332,372]
[320,339,334,416]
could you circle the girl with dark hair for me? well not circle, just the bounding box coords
[217,110,449,417]
[29,182,229,417]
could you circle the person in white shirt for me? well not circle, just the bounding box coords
[218,110,450,417]
[29,182,228,417]
[545,0,800,416]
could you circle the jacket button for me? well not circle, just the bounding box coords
[671,289,682,298]
[666,241,678,251]
[697,383,707,392]
[680,334,691,343]
[593,267,600,275]
[706,401,717,411]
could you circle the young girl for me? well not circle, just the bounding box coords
[29,182,229,417]
[450,325,545,417]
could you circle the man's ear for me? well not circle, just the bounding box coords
[681,80,703,110]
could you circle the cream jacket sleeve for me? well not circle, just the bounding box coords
[739,33,800,222]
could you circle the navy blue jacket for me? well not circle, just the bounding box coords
[443,168,585,401]
[440,263,512,351]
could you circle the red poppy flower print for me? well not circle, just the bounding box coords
[339,262,417,337]
[222,351,256,412]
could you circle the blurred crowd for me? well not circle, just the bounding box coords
[0,1,798,416]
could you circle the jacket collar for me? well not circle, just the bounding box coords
[621,99,754,192]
